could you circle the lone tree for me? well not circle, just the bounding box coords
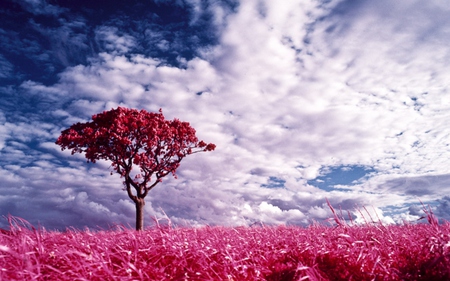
[56,107,215,230]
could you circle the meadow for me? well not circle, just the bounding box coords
[0,206,449,281]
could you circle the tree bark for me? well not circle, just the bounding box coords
[135,198,146,231]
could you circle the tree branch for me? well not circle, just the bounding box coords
[126,174,140,191]
[125,178,137,202]
[142,180,160,198]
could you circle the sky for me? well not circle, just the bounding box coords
[1,0,450,231]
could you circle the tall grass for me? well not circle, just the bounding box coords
[0,208,449,280]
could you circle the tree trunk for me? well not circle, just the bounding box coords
[135,198,146,231]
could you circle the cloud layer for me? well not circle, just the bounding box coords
[1,0,450,230]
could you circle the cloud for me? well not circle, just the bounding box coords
[1,0,450,229]
[0,3,92,83]
[15,0,66,16]
[310,1,450,93]
[353,206,396,225]
[0,112,7,150]
[0,54,14,79]
[435,197,450,222]
[379,174,450,198]
[29,17,91,67]
[0,160,137,230]
[257,201,305,225]
[94,26,136,55]
[32,0,450,226]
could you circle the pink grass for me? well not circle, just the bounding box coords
[1,211,450,280]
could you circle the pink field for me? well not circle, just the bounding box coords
[1,211,449,281]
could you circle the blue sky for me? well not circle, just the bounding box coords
[1,0,450,230]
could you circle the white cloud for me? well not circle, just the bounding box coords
[353,206,396,225]
[95,26,137,55]
[2,0,450,229]
[50,0,450,226]
[257,201,305,225]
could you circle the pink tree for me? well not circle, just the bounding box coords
[56,107,215,230]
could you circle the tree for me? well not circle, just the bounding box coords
[56,107,215,230]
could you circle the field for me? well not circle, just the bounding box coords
[1,207,450,281]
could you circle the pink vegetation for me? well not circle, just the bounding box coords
[0,215,450,280]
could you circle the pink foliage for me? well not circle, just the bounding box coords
[1,214,450,280]
[56,107,215,189]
